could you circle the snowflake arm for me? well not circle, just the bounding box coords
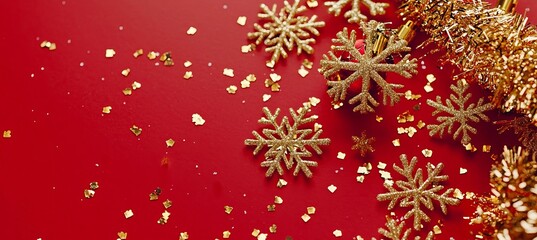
[325,0,389,24]
[377,155,460,230]
[248,0,325,67]
[245,107,330,178]
[320,20,417,113]
[426,80,493,145]
[378,217,434,240]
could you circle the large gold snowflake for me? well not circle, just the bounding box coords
[244,106,330,178]
[427,80,493,145]
[377,154,460,230]
[325,0,389,24]
[320,20,418,113]
[248,0,325,67]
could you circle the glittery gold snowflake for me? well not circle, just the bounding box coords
[377,154,460,230]
[352,131,375,157]
[244,106,330,178]
[377,217,433,240]
[320,20,418,113]
[325,0,389,23]
[248,0,325,67]
[426,80,493,145]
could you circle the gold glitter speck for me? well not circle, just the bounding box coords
[224,205,233,214]
[124,209,134,219]
[179,232,189,240]
[186,27,197,35]
[328,184,337,193]
[223,68,234,77]
[301,214,311,222]
[262,94,271,102]
[269,224,277,233]
[121,68,130,77]
[298,67,309,77]
[333,229,342,237]
[274,196,283,204]
[147,51,157,60]
[40,41,56,50]
[240,79,250,88]
[277,178,288,188]
[133,49,143,58]
[252,229,260,237]
[307,206,316,214]
[130,125,142,136]
[337,152,346,160]
[223,231,231,239]
[183,71,193,79]
[3,130,11,138]
[163,199,172,209]
[237,16,247,26]
[105,49,116,58]
[123,88,132,96]
[226,85,238,94]
[184,61,192,67]
[84,189,95,198]
[192,113,205,126]
[267,204,276,212]
[421,149,433,158]
[131,81,141,90]
[166,139,175,148]
[102,106,112,114]
[117,231,127,240]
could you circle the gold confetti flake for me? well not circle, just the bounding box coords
[165,139,175,148]
[246,74,256,82]
[241,44,252,53]
[192,113,205,126]
[262,94,271,102]
[3,130,12,138]
[158,210,171,224]
[356,175,365,183]
[159,52,174,66]
[379,170,392,180]
[40,40,56,50]
[226,85,238,94]
[130,125,142,136]
[84,189,95,198]
[252,229,260,237]
[378,162,387,170]
[376,116,383,122]
[301,213,311,222]
[277,178,288,188]
[397,111,415,123]
[336,152,346,160]
[307,206,316,214]
[274,196,283,204]
[117,231,127,240]
[224,205,233,214]
[237,16,247,26]
[124,209,134,219]
[269,224,277,233]
[183,71,193,79]
[131,81,141,90]
[133,49,143,58]
[89,182,99,190]
[223,68,234,77]
[357,166,369,174]
[459,168,468,175]
[327,184,337,193]
[453,188,464,200]
[298,67,309,77]
[102,106,112,114]
[421,149,433,158]
[179,232,189,240]
[333,229,342,237]
[426,74,437,83]
[147,51,158,60]
[303,59,313,69]
[184,61,192,67]
[314,123,322,132]
[121,68,130,77]
[308,97,320,107]
[257,233,268,240]
[267,204,276,212]
[404,90,421,100]
[163,199,172,209]
[240,80,250,88]
[270,83,280,92]
[123,88,132,96]
[149,192,158,201]
[417,120,426,129]
[105,49,116,58]
[392,139,400,147]
[482,145,491,153]
[424,83,434,93]
[223,230,231,239]
[269,73,281,82]
[306,0,318,8]
[186,26,197,35]
[433,225,442,234]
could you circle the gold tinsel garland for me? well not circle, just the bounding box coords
[398,0,537,126]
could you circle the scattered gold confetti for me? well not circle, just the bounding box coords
[117,231,127,240]
[240,80,250,89]
[298,67,309,77]
[224,205,233,214]
[40,40,56,50]
[392,139,400,147]
[269,73,281,82]
[269,224,277,233]
[336,152,346,160]
[328,184,337,193]
[241,45,252,53]
[223,230,231,239]
[274,196,283,204]
[426,74,436,83]
[333,229,342,237]
[159,51,174,66]
[147,51,158,60]
[105,49,116,58]
[464,143,477,152]
[433,225,442,234]
[252,229,260,237]
[404,90,421,100]
[378,162,387,170]
[186,26,197,35]
[453,188,464,200]
[307,206,316,214]
[460,168,468,174]
[314,123,322,132]
[277,179,288,188]
[192,113,205,126]
[262,94,271,102]
[133,49,143,58]
[149,192,158,201]
[165,139,175,148]
[89,182,99,190]
[424,83,434,93]
[121,68,130,77]
[226,85,238,94]
[84,189,95,198]
[397,111,415,123]
[3,130,12,138]
[308,97,320,106]
[163,199,172,209]
[158,210,171,224]
[183,71,193,79]
[376,116,384,122]
[356,175,365,183]
[421,149,433,158]
[124,209,134,219]
[258,233,268,240]
[246,74,257,82]
[184,61,192,67]
[132,81,141,90]
[303,59,313,69]
[237,16,247,26]
[357,166,369,174]
[130,125,142,136]
[102,106,112,114]
[223,68,234,77]
[417,120,426,129]
[301,213,311,222]
[122,88,132,96]
[306,0,318,8]
[179,232,189,240]
[482,145,491,153]
[267,204,276,212]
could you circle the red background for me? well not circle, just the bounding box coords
[0,0,535,239]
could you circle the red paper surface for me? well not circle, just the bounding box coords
[1,0,536,239]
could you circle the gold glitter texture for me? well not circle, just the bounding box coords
[377,154,460,230]
[426,80,493,145]
[351,131,375,157]
[320,20,417,113]
[378,217,433,240]
[245,106,330,178]
[325,0,389,24]
[248,0,325,67]
[496,117,537,153]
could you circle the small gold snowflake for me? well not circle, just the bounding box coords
[248,0,325,67]
[351,131,375,157]
[325,0,389,24]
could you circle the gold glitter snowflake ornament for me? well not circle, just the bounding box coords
[245,106,330,178]
[325,0,389,24]
[377,217,433,240]
[427,80,493,145]
[351,131,375,157]
[320,20,418,113]
[377,154,460,230]
[248,0,325,67]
